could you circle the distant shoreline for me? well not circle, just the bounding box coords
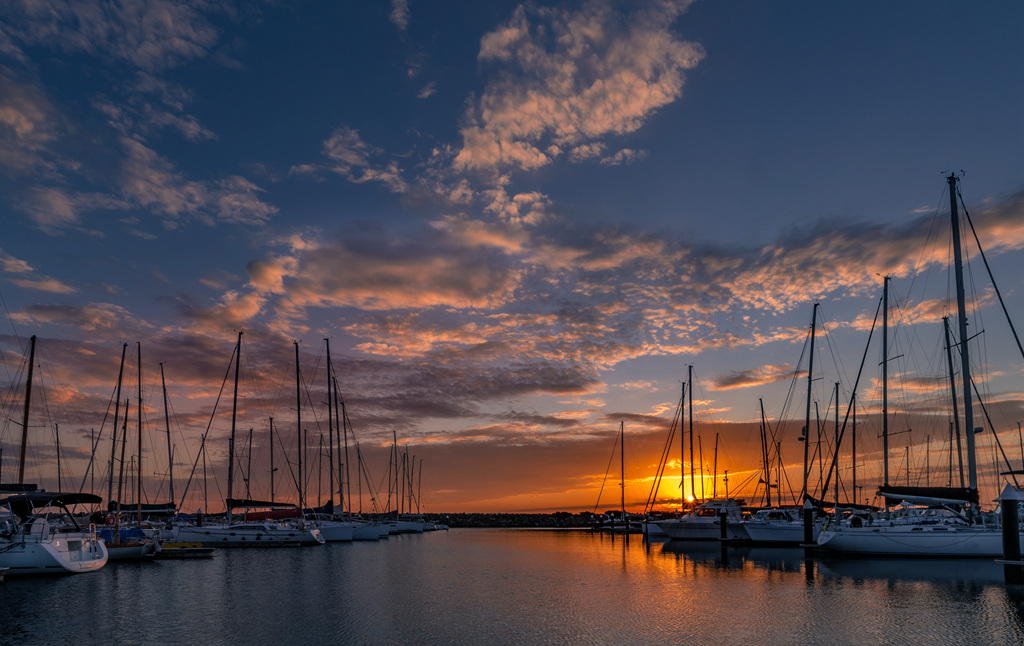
[421,512,600,528]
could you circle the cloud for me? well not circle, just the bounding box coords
[712,364,796,391]
[0,67,67,178]
[417,81,437,99]
[390,0,410,31]
[9,276,77,294]
[1,1,221,72]
[119,137,277,226]
[454,0,703,172]
[1,248,76,293]
[13,303,141,331]
[243,227,524,314]
[297,125,409,194]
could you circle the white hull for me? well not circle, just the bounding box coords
[0,528,108,575]
[655,517,748,541]
[394,520,424,534]
[352,522,386,540]
[744,521,818,544]
[817,524,1020,557]
[173,523,323,546]
[317,521,354,542]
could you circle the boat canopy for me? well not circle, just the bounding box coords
[876,485,979,506]
[1,492,103,520]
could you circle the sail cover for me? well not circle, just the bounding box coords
[876,485,979,506]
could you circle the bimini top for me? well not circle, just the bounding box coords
[1,492,103,520]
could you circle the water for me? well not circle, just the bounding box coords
[3,529,1024,645]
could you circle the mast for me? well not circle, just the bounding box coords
[137,342,143,525]
[882,276,890,486]
[948,173,978,491]
[325,338,335,511]
[698,435,705,500]
[114,399,129,545]
[16,334,36,485]
[619,421,625,522]
[679,382,686,507]
[834,382,840,509]
[338,381,350,515]
[943,317,966,487]
[393,430,399,519]
[227,331,242,521]
[852,395,857,504]
[160,362,174,507]
[712,433,719,499]
[295,341,303,510]
[688,365,694,502]
[107,343,127,501]
[760,399,770,506]
[269,417,276,504]
[801,304,818,501]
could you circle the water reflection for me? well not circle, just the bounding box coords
[2,529,1023,645]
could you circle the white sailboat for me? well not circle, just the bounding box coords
[0,491,108,575]
[653,498,749,540]
[817,174,1024,557]
[172,332,323,547]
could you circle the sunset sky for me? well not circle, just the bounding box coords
[1,1,1023,513]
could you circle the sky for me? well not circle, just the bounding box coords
[1,0,1023,514]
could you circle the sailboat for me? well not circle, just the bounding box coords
[653,367,750,541]
[172,332,323,547]
[0,336,108,575]
[743,313,828,545]
[0,490,109,574]
[817,174,1024,557]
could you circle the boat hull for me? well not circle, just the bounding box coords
[0,531,108,575]
[173,523,323,547]
[654,517,748,541]
[816,524,1020,557]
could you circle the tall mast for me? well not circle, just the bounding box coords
[338,381,350,515]
[688,365,694,502]
[679,382,686,508]
[948,172,977,491]
[269,417,276,504]
[882,276,890,486]
[759,398,770,507]
[115,399,129,544]
[294,341,303,510]
[16,335,36,485]
[619,421,625,521]
[227,331,242,521]
[943,317,965,487]
[137,342,143,525]
[801,304,818,501]
[325,339,335,510]
[712,433,719,499]
[160,362,174,507]
[834,381,840,509]
[852,395,857,504]
[393,430,399,519]
[108,343,127,502]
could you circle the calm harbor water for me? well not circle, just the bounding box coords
[3,529,1024,645]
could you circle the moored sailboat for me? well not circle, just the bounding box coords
[817,174,1024,557]
[0,491,108,575]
